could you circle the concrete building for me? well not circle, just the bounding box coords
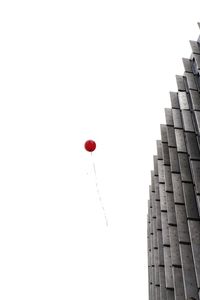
[147,24,200,300]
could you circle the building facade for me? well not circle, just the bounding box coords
[147,24,200,300]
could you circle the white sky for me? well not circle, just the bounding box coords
[0,1,200,299]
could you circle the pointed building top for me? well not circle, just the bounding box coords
[189,40,200,54]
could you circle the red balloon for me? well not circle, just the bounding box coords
[84,140,96,152]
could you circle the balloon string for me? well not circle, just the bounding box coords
[91,153,109,227]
